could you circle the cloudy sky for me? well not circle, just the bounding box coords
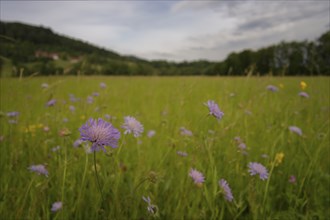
[1,1,329,62]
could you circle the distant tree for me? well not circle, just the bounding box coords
[316,31,330,74]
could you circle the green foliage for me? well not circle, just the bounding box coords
[0,21,330,76]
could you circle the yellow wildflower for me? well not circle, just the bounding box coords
[25,125,36,133]
[300,81,307,90]
[274,152,285,166]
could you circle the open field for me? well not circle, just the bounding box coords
[0,76,329,220]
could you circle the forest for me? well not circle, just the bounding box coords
[0,21,329,76]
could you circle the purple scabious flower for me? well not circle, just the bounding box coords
[219,179,234,202]
[79,118,120,152]
[87,96,94,104]
[205,100,224,120]
[73,139,84,148]
[180,127,193,136]
[69,105,75,112]
[43,126,50,132]
[28,164,49,177]
[69,94,77,102]
[266,85,279,92]
[248,162,268,180]
[51,145,61,152]
[177,151,188,157]
[189,168,205,185]
[122,116,144,137]
[234,136,242,143]
[289,126,303,136]
[51,201,62,212]
[104,114,111,120]
[100,82,107,89]
[289,175,296,184]
[92,92,99,97]
[46,99,56,107]
[7,111,19,117]
[238,142,246,150]
[142,196,157,214]
[147,130,156,138]
[298,92,309,98]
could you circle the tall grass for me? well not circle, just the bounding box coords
[0,76,329,220]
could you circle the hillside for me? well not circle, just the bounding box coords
[0,21,329,76]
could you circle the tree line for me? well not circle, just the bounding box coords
[0,21,329,76]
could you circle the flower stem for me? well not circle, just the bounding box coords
[94,152,105,203]
[76,151,88,210]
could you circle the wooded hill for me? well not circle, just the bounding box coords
[0,21,329,76]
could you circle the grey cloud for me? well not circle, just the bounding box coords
[1,1,329,62]
[238,19,274,31]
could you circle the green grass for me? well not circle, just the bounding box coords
[0,76,329,220]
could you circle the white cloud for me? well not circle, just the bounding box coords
[1,0,329,62]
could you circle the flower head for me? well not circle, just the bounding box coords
[73,139,84,148]
[248,162,268,180]
[289,175,296,184]
[59,128,71,137]
[52,145,61,152]
[51,201,62,212]
[238,142,246,150]
[205,100,224,120]
[274,152,285,166]
[180,127,193,136]
[289,126,303,136]
[147,130,156,138]
[219,179,234,202]
[79,118,120,152]
[298,92,309,98]
[42,125,50,132]
[69,94,78,102]
[7,111,19,117]
[142,196,157,214]
[87,96,94,104]
[104,114,112,120]
[46,99,56,107]
[28,164,48,177]
[100,82,107,89]
[189,168,205,185]
[177,151,188,157]
[300,81,307,90]
[234,136,242,143]
[234,136,248,154]
[69,105,75,112]
[266,85,279,92]
[41,83,49,89]
[122,116,144,137]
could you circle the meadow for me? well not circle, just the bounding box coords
[0,76,329,220]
